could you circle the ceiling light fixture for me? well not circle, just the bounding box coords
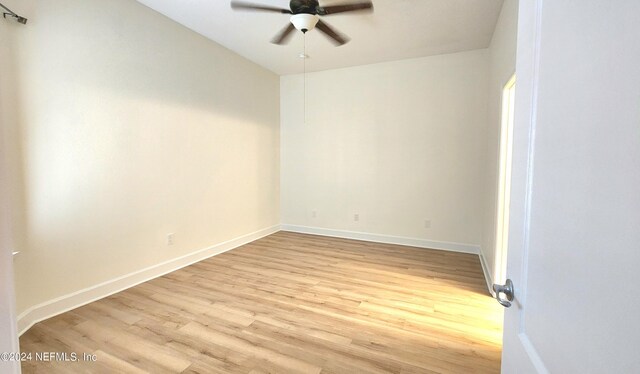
[290,13,319,33]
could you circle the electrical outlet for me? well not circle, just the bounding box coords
[167,233,175,246]
[424,220,431,229]
[354,213,360,222]
[311,210,317,218]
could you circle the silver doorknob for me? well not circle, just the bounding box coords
[492,279,515,308]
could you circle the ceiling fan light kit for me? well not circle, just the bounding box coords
[290,13,319,33]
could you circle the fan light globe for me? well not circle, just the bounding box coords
[290,13,320,33]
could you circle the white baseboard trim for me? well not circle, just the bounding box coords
[17,224,280,336]
[280,224,480,255]
[478,248,495,296]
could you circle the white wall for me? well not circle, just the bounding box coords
[10,0,280,318]
[0,6,22,373]
[281,50,489,249]
[481,0,519,284]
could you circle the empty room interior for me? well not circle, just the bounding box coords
[1,0,639,373]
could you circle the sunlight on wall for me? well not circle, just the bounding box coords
[494,74,516,285]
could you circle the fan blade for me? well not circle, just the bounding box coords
[315,20,349,46]
[271,23,297,44]
[317,1,373,15]
[230,1,292,14]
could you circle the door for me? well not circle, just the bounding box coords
[497,0,640,372]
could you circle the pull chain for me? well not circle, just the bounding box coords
[303,32,307,125]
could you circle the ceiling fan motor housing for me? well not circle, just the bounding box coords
[290,13,319,33]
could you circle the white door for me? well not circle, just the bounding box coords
[497,0,640,372]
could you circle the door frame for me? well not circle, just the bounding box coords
[0,90,21,374]
[493,73,516,286]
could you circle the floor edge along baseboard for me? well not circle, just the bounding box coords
[282,224,493,296]
[281,224,481,254]
[478,249,495,296]
[16,225,280,336]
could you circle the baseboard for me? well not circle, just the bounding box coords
[280,224,480,255]
[478,248,495,296]
[17,224,280,336]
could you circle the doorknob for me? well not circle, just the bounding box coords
[492,279,515,308]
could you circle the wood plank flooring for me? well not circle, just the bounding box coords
[19,231,503,373]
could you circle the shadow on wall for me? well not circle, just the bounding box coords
[11,0,280,249]
[18,0,278,125]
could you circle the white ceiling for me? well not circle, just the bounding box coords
[136,0,505,75]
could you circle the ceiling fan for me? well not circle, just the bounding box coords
[230,0,374,46]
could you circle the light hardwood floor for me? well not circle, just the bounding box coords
[20,231,503,373]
